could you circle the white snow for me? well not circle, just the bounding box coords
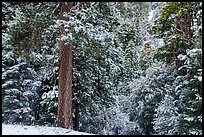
[148,10,154,22]
[177,54,187,61]
[196,76,202,82]
[2,124,95,135]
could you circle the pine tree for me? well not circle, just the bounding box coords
[2,36,41,125]
[2,2,60,126]
[128,61,176,135]
[153,94,181,135]
[151,2,202,134]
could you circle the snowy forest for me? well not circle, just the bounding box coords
[2,2,202,135]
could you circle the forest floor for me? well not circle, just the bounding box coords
[2,123,94,135]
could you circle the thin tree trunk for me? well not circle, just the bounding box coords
[74,101,79,131]
[139,2,142,17]
[58,2,73,129]
[174,16,180,75]
[74,62,80,131]
[97,59,100,96]
[120,2,124,15]
[187,12,192,45]
[183,2,192,46]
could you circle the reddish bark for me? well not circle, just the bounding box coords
[58,2,73,129]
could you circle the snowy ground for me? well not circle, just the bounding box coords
[2,124,94,135]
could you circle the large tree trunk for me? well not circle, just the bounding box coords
[58,2,73,129]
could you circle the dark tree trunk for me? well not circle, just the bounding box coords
[174,16,181,75]
[139,2,142,17]
[120,2,124,15]
[74,63,80,131]
[74,101,80,131]
[58,2,73,129]
[97,59,101,96]
[175,3,193,75]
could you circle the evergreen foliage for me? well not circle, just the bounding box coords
[2,2,202,135]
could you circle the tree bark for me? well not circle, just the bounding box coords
[74,101,79,131]
[97,59,100,97]
[120,2,124,15]
[174,16,181,75]
[74,62,80,131]
[174,3,193,75]
[139,2,142,17]
[58,2,73,129]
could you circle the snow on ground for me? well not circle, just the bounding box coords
[2,124,94,135]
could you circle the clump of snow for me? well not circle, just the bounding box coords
[177,54,187,61]
[2,124,94,135]
[186,48,202,58]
